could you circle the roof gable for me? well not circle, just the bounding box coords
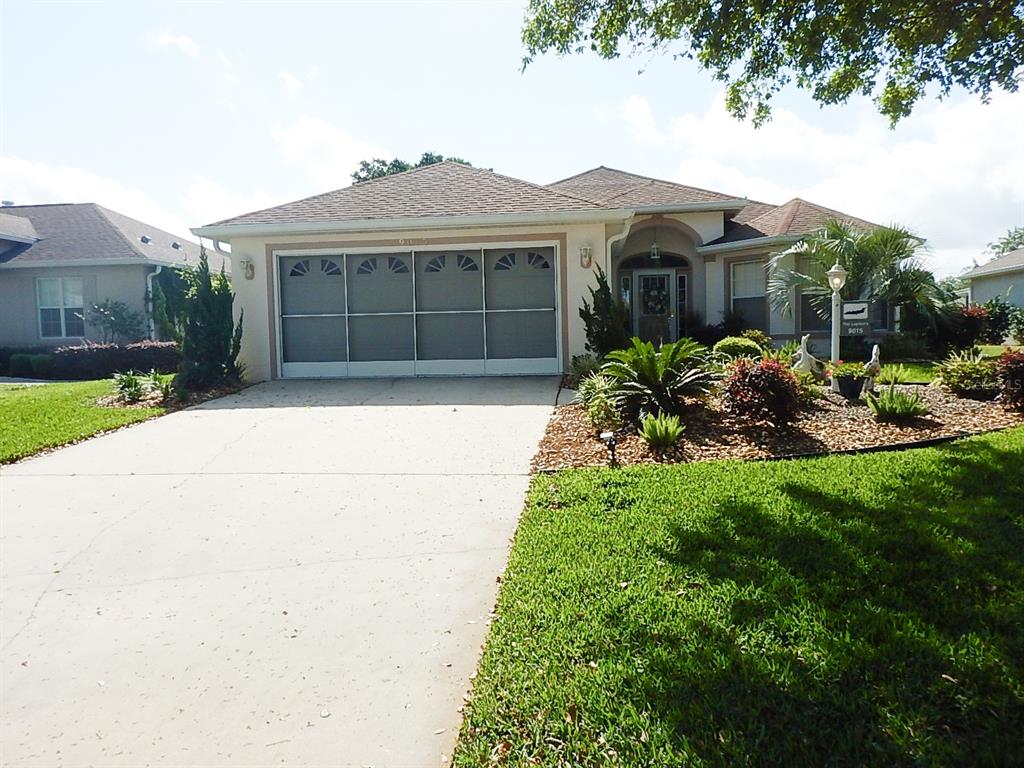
[546,166,739,207]
[962,248,1024,279]
[209,161,602,227]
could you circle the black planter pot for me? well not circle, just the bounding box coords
[836,375,866,400]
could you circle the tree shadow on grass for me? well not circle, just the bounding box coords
[626,438,1024,766]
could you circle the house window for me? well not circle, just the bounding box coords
[37,277,85,339]
[870,300,891,331]
[730,260,768,332]
[797,257,829,332]
[676,273,688,338]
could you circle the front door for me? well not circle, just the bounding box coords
[636,272,673,344]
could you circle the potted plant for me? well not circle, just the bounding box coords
[830,360,867,399]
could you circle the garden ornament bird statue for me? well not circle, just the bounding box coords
[792,334,826,381]
[862,344,882,395]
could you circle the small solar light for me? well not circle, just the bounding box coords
[599,431,618,467]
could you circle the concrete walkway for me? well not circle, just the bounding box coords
[1,377,558,767]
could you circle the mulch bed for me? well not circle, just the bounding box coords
[533,385,1024,472]
[95,384,243,412]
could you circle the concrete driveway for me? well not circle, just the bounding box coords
[1,377,558,767]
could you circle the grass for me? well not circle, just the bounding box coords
[454,428,1024,767]
[979,343,1023,358]
[882,361,935,383]
[0,380,164,463]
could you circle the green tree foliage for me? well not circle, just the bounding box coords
[351,151,472,183]
[174,250,243,392]
[767,219,952,330]
[987,226,1024,258]
[579,265,631,356]
[151,267,191,342]
[521,0,1024,125]
[86,300,144,343]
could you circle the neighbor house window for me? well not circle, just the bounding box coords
[37,277,85,339]
[730,261,768,332]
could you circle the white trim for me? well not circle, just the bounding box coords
[348,361,416,377]
[192,201,748,240]
[0,257,187,269]
[697,235,799,255]
[963,264,1024,280]
[281,361,349,378]
[484,358,560,375]
[414,359,486,376]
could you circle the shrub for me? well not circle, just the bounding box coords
[740,328,772,350]
[47,341,179,380]
[28,354,53,378]
[602,337,712,417]
[712,335,763,359]
[638,412,685,450]
[830,360,867,378]
[0,346,50,375]
[175,251,243,392]
[980,296,1015,343]
[575,373,618,406]
[878,332,933,360]
[721,357,801,425]
[1010,309,1024,345]
[87,299,145,343]
[957,305,989,348]
[569,353,601,379]
[996,349,1024,409]
[934,349,999,398]
[113,371,146,403]
[794,369,824,405]
[865,385,930,421]
[690,323,728,347]
[578,265,630,357]
[587,395,622,431]
[8,353,35,378]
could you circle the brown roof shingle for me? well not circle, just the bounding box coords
[546,166,739,207]
[708,198,879,245]
[209,161,602,227]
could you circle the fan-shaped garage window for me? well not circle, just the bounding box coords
[388,256,410,274]
[527,251,550,269]
[424,254,446,273]
[457,253,479,271]
[321,258,342,275]
[494,253,516,271]
[289,259,311,277]
[356,257,377,275]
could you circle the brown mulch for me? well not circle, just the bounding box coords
[532,385,1024,472]
[95,383,244,412]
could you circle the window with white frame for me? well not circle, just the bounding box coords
[730,261,768,332]
[37,277,85,338]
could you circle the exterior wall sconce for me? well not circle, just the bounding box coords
[579,245,593,268]
[238,257,255,281]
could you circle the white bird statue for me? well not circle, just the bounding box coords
[861,344,882,395]
[791,334,827,381]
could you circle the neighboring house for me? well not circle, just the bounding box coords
[192,163,877,381]
[0,203,226,347]
[962,248,1024,307]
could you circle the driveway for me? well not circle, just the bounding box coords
[0,377,558,767]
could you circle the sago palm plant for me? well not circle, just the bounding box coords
[601,337,711,417]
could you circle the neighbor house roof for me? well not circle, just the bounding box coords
[208,161,604,227]
[0,203,224,271]
[0,212,39,243]
[961,248,1024,279]
[706,198,880,246]
[546,166,740,207]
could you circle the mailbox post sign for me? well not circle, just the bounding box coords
[841,301,871,336]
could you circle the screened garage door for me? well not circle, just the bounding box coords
[278,247,559,377]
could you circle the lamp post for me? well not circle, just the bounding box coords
[827,262,848,391]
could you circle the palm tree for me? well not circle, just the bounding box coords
[767,219,951,328]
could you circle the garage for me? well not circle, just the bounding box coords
[276,246,559,377]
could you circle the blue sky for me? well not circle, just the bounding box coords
[2,0,1022,277]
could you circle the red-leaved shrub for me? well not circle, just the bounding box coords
[722,357,801,425]
[996,349,1024,410]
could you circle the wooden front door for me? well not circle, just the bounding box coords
[636,272,673,344]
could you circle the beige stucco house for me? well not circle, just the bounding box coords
[0,203,221,348]
[963,248,1024,308]
[192,163,875,381]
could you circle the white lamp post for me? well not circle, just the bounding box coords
[827,261,848,391]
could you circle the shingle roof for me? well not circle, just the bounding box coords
[209,161,603,227]
[546,166,739,206]
[0,203,224,271]
[707,198,879,245]
[0,212,39,242]
[962,248,1024,279]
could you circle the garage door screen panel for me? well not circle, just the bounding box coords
[486,310,556,359]
[349,314,414,361]
[282,316,347,362]
[347,254,412,314]
[416,252,482,312]
[417,313,484,360]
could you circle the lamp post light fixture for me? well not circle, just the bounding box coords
[827,261,848,391]
[599,431,618,467]
[649,226,661,263]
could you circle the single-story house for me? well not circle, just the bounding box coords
[962,248,1024,307]
[192,163,877,381]
[0,203,225,347]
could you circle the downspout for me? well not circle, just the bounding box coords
[604,214,637,276]
[146,265,163,340]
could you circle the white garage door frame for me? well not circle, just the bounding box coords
[272,240,563,378]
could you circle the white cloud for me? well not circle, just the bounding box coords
[184,177,283,226]
[612,92,1024,276]
[278,71,303,95]
[0,156,192,238]
[150,29,200,58]
[271,116,389,189]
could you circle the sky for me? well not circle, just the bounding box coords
[1,0,1022,278]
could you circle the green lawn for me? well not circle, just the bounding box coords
[454,428,1024,767]
[0,381,164,463]
[882,361,935,383]
[979,343,1023,358]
